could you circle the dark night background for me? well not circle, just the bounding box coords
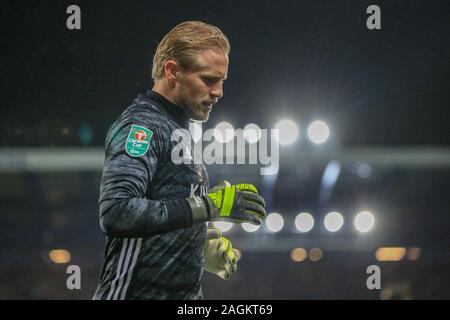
[0,0,449,300]
[2,0,449,147]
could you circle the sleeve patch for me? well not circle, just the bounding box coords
[125,124,154,157]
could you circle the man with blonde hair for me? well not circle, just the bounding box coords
[93,21,266,300]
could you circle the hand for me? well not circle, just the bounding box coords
[205,181,266,225]
[203,227,241,280]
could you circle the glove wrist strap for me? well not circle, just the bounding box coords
[202,195,212,220]
[186,196,209,222]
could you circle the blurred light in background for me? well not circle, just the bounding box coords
[49,249,71,264]
[322,160,341,188]
[307,120,330,144]
[189,121,203,143]
[379,288,393,300]
[309,248,323,262]
[243,123,262,144]
[324,211,344,232]
[295,212,314,232]
[291,248,308,262]
[62,126,70,136]
[354,211,375,233]
[241,222,261,233]
[214,122,234,143]
[78,124,93,146]
[213,221,234,233]
[407,247,422,261]
[265,212,284,232]
[274,120,299,145]
[376,247,406,261]
[379,284,413,300]
[354,163,372,179]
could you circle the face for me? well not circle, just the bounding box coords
[175,49,229,121]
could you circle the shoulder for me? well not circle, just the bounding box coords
[109,97,172,137]
[120,96,170,128]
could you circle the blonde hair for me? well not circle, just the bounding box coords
[152,21,230,81]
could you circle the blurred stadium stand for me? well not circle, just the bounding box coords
[1,147,449,299]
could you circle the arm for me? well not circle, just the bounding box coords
[99,116,191,238]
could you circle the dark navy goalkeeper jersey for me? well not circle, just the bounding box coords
[93,90,209,300]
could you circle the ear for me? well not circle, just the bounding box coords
[164,60,179,82]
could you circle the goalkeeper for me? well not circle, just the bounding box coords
[93,21,266,300]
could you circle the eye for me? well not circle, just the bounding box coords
[202,76,216,85]
[201,76,223,86]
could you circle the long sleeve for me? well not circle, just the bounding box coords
[98,111,193,237]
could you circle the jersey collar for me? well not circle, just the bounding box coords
[145,90,190,129]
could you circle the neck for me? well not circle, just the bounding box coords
[152,80,179,107]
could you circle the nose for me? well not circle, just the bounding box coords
[210,82,223,100]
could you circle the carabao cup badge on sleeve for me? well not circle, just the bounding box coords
[125,124,153,157]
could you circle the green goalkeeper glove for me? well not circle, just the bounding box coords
[203,227,241,280]
[187,181,266,225]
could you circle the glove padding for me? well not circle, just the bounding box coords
[204,227,241,280]
[205,181,266,225]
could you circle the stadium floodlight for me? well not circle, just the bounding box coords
[49,249,71,264]
[376,247,406,261]
[307,120,330,144]
[214,122,234,143]
[407,247,422,261]
[295,212,314,232]
[243,123,262,144]
[213,221,233,233]
[308,248,323,262]
[265,212,284,232]
[354,210,375,232]
[291,248,308,262]
[355,163,372,179]
[241,222,261,233]
[274,120,299,145]
[324,211,344,232]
